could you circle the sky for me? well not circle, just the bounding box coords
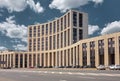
[0,0,120,51]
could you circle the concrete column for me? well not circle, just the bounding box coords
[40,54,42,66]
[18,54,20,68]
[44,53,46,67]
[76,46,78,66]
[95,40,99,67]
[115,35,120,65]
[80,43,83,66]
[31,54,33,67]
[55,52,58,67]
[22,54,25,68]
[13,54,15,68]
[59,51,61,67]
[87,42,90,66]
[48,53,50,67]
[66,50,68,66]
[69,49,72,66]
[36,53,38,67]
[10,54,12,67]
[27,54,29,68]
[104,38,109,66]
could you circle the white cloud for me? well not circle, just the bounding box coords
[27,0,44,13]
[0,46,7,51]
[49,0,104,12]
[88,25,100,35]
[101,21,120,35]
[13,44,27,51]
[0,0,44,13]
[0,16,27,43]
[92,0,103,5]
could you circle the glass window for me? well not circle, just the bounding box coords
[61,18,63,31]
[53,21,56,33]
[68,13,70,27]
[42,25,44,35]
[46,24,48,35]
[57,20,59,32]
[73,12,77,26]
[79,13,83,27]
[79,29,83,40]
[73,28,77,43]
[64,15,66,29]
[50,23,52,34]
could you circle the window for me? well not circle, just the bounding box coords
[42,37,44,50]
[61,18,63,31]
[61,32,63,48]
[79,13,83,27]
[68,13,70,27]
[38,38,40,51]
[33,26,36,37]
[46,37,48,50]
[50,23,52,34]
[53,21,56,33]
[29,27,32,37]
[73,28,77,43]
[33,39,36,51]
[38,26,40,37]
[49,36,52,50]
[79,29,83,40]
[57,20,59,32]
[46,24,48,35]
[57,34,59,49]
[53,35,56,49]
[73,12,77,26]
[64,15,66,29]
[68,29,70,45]
[42,25,44,35]
[64,31,66,46]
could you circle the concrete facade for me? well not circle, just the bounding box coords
[0,10,120,68]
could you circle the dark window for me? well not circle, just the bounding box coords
[42,25,44,35]
[61,18,63,31]
[53,35,56,49]
[57,20,59,32]
[38,26,40,37]
[49,36,52,50]
[50,23,52,34]
[73,12,77,26]
[42,37,44,50]
[33,26,36,37]
[57,34,59,49]
[73,28,77,43]
[68,29,70,45]
[64,15,66,29]
[79,29,83,40]
[53,21,56,33]
[68,13,70,27]
[79,13,83,27]
[46,24,48,35]
[61,32,63,47]
[29,27,32,37]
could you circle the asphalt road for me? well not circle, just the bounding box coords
[0,69,120,81]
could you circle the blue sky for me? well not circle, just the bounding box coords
[0,0,120,51]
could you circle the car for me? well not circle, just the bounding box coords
[109,65,115,70]
[109,65,120,70]
[37,66,43,68]
[97,65,106,70]
[3,67,11,69]
[115,65,120,70]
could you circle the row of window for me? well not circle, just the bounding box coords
[29,13,71,37]
[29,29,70,51]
